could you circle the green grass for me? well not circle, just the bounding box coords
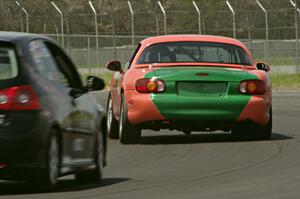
[270,74,300,91]
[98,72,113,85]
[254,57,296,66]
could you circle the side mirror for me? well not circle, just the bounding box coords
[106,60,123,73]
[86,76,105,91]
[256,62,270,72]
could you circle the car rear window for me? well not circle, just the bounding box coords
[137,42,252,65]
[0,47,18,80]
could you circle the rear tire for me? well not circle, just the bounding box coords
[76,129,104,182]
[106,94,119,139]
[255,108,272,140]
[29,130,60,190]
[232,108,272,141]
[119,94,141,144]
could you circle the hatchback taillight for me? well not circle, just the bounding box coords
[135,78,166,93]
[0,163,7,169]
[238,80,266,95]
[0,85,40,110]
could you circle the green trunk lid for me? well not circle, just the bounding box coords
[151,67,249,82]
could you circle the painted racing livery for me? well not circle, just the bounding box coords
[106,35,272,144]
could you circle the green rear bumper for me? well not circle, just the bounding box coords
[151,91,251,121]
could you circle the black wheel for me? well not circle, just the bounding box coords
[255,107,272,140]
[94,130,104,180]
[106,94,119,139]
[232,108,272,141]
[45,133,60,189]
[30,130,60,189]
[119,94,141,144]
[76,129,104,182]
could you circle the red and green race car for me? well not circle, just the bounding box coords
[106,35,272,144]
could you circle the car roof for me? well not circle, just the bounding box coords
[0,31,50,43]
[140,34,246,48]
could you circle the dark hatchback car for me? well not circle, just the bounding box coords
[0,32,107,188]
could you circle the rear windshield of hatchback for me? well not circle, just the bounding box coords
[0,47,18,80]
[137,42,252,65]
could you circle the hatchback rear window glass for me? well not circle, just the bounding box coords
[0,48,18,80]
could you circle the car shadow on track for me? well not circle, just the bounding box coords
[0,177,130,195]
[139,132,293,145]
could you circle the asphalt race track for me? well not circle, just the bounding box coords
[0,91,300,199]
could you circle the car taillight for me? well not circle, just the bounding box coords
[135,78,166,93]
[0,85,40,110]
[0,163,7,169]
[238,80,266,95]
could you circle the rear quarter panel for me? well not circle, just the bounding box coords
[121,67,166,124]
[237,69,272,125]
